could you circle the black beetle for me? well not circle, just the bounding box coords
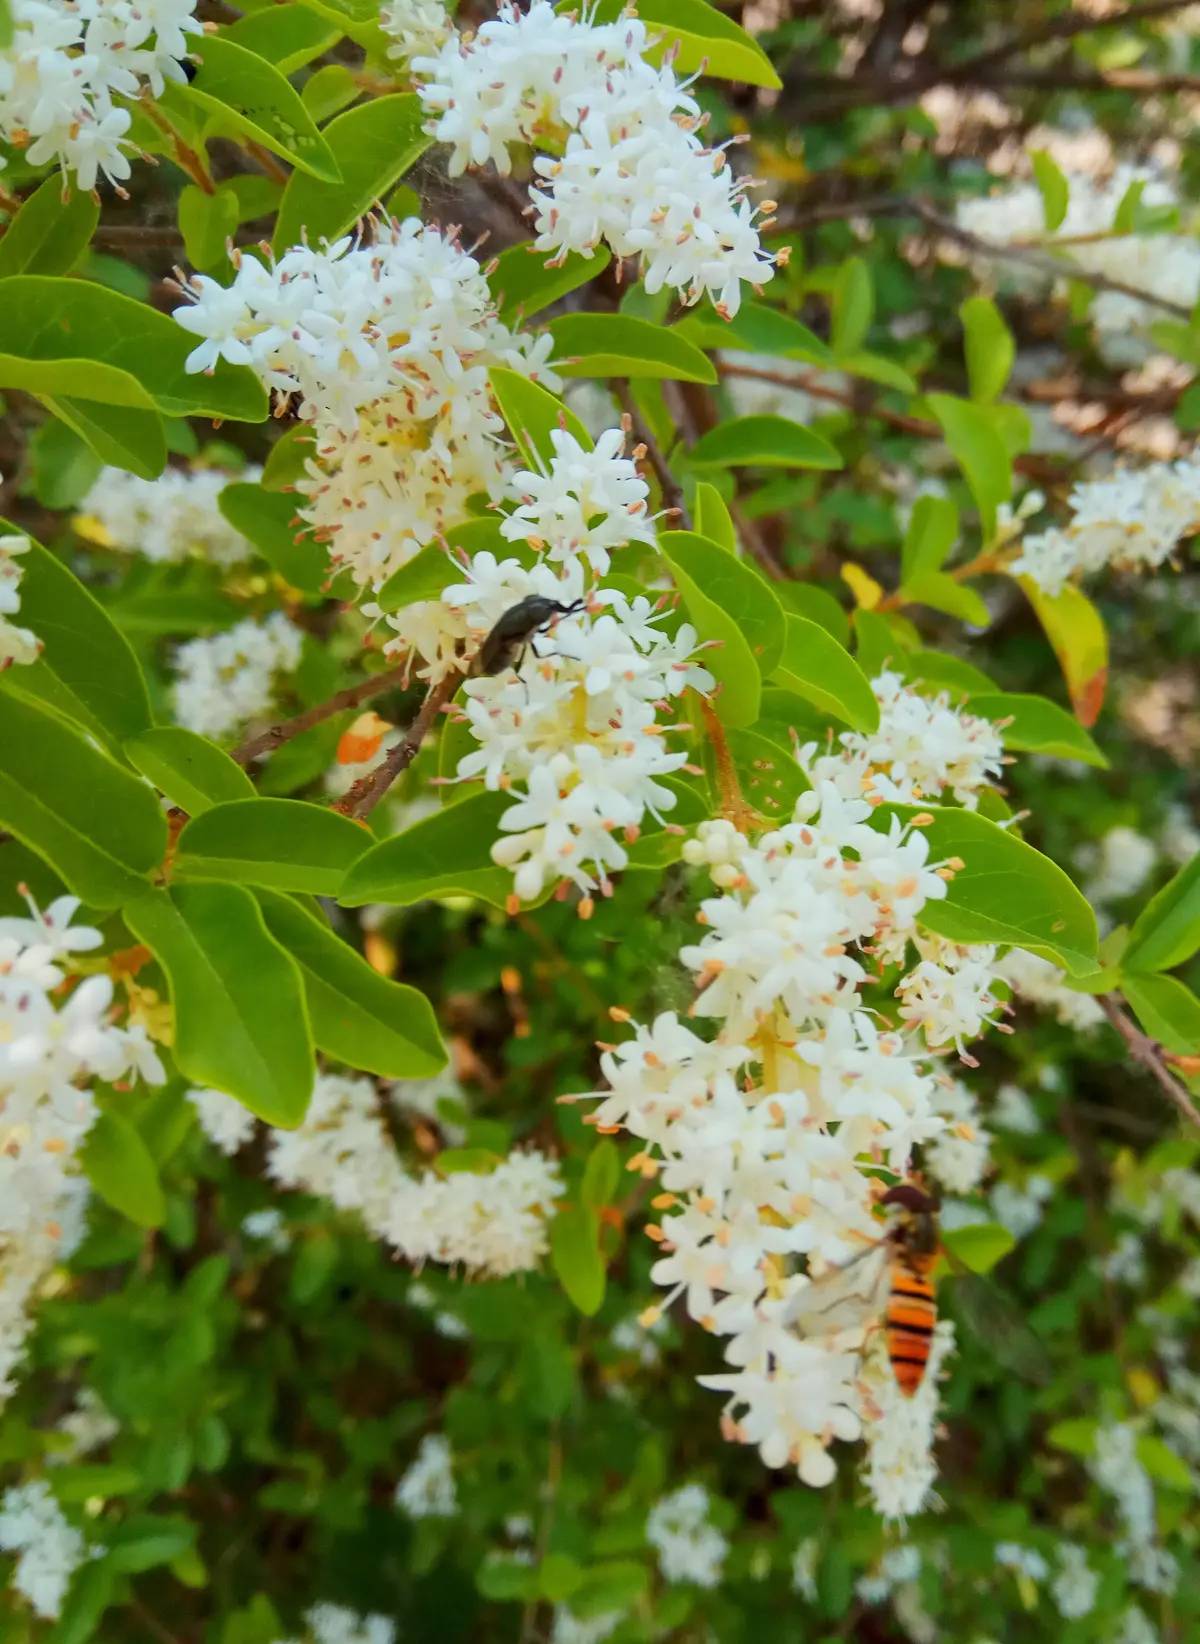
[471,596,585,678]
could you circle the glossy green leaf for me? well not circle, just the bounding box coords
[961,295,1015,403]
[176,799,370,894]
[581,1140,621,1210]
[693,481,736,551]
[900,570,991,627]
[41,394,167,480]
[547,313,717,384]
[725,726,809,824]
[550,1204,605,1316]
[771,614,879,733]
[489,366,593,468]
[927,393,1011,541]
[831,256,872,356]
[224,2,341,70]
[169,35,340,181]
[0,524,153,744]
[177,182,240,271]
[900,649,997,698]
[1018,577,1108,727]
[658,536,760,728]
[80,1112,166,1229]
[968,693,1108,768]
[1121,972,1200,1056]
[0,177,98,277]
[901,495,959,586]
[690,414,841,471]
[618,0,781,89]
[659,529,784,674]
[776,583,849,646]
[125,883,314,1127]
[1125,854,1200,973]
[272,93,429,252]
[302,64,360,123]
[218,482,328,594]
[374,542,458,612]
[340,790,514,908]
[0,693,165,906]
[105,1514,197,1573]
[1031,150,1069,232]
[51,1559,117,1644]
[261,425,316,490]
[0,277,268,422]
[125,727,256,815]
[491,244,611,324]
[942,1221,1016,1275]
[897,805,1098,974]
[0,0,12,47]
[1137,1434,1193,1492]
[256,890,446,1077]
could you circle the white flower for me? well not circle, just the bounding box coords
[78,465,259,566]
[645,1484,729,1588]
[1082,824,1158,907]
[0,1480,86,1619]
[171,613,304,741]
[52,1388,118,1462]
[995,1542,1049,1582]
[394,1433,457,1519]
[860,1322,956,1519]
[791,1537,818,1600]
[995,948,1105,1030]
[301,1603,396,1644]
[923,1078,991,1194]
[1052,1543,1099,1619]
[0,533,41,669]
[992,1082,1040,1134]
[550,1608,622,1644]
[501,426,657,575]
[990,1175,1053,1240]
[381,0,452,62]
[188,1088,257,1156]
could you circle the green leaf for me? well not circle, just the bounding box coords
[900,570,991,627]
[690,415,842,472]
[175,799,370,895]
[968,693,1108,767]
[218,482,328,594]
[927,393,1012,540]
[547,313,717,384]
[724,726,809,824]
[50,1466,143,1505]
[224,2,341,71]
[0,178,98,277]
[168,35,340,181]
[1112,177,1145,236]
[960,295,1015,403]
[1031,150,1069,232]
[1017,577,1108,727]
[489,366,593,468]
[124,883,314,1127]
[0,693,166,906]
[340,790,514,909]
[659,529,784,674]
[0,524,153,744]
[776,583,849,646]
[257,890,446,1077]
[51,1559,117,1644]
[893,805,1098,974]
[1120,972,1200,1056]
[41,394,167,481]
[1047,1418,1098,1458]
[657,537,760,728]
[374,542,458,613]
[693,481,736,551]
[771,614,879,733]
[837,351,918,394]
[80,1112,166,1229]
[900,649,997,698]
[105,1514,196,1573]
[1125,854,1200,973]
[0,0,12,48]
[177,183,240,271]
[900,495,959,584]
[620,0,781,89]
[942,1221,1016,1275]
[125,727,257,815]
[491,244,612,325]
[436,1147,504,1175]
[0,276,268,423]
[272,93,430,252]
[550,1203,606,1316]
[1137,1434,1194,1492]
[302,64,361,123]
[261,425,316,490]
[581,1139,621,1209]
[27,417,103,510]
[831,256,872,357]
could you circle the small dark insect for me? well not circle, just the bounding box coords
[180,57,198,82]
[471,596,585,678]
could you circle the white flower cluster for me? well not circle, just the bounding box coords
[413,0,776,316]
[800,670,1006,810]
[174,221,555,588]
[385,524,711,905]
[275,1603,396,1644]
[551,1608,623,1644]
[171,613,304,741]
[380,0,452,63]
[644,1484,728,1588]
[0,532,40,669]
[1080,824,1158,909]
[52,1387,119,1461]
[860,1322,956,1520]
[234,1070,564,1278]
[0,0,201,190]
[1051,1543,1100,1620]
[0,1480,86,1620]
[394,1432,457,1520]
[1012,454,1200,596]
[955,162,1200,359]
[0,895,165,1405]
[1093,1422,1179,1596]
[188,1085,257,1155]
[995,947,1104,1031]
[79,465,259,567]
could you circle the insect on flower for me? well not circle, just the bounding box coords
[786,1179,1050,1397]
[471,596,585,679]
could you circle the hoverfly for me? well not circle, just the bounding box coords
[785,1179,1049,1397]
[471,596,586,679]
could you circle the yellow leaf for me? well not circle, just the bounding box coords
[1127,1367,1160,1409]
[1018,577,1108,726]
[841,562,883,609]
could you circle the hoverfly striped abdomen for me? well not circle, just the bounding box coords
[879,1181,940,1398]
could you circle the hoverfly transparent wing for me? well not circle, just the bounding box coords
[942,1259,1053,1386]
[784,1243,889,1339]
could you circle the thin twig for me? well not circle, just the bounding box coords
[243,140,290,186]
[232,661,412,767]
[1099,994,1200,1130]
[615,381,688,524]
[140,98,214,194]
[333,669,465,819]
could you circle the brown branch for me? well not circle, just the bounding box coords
[1099,993,1200,1130]
[233,661,412,767]
[333,669,465,819]
[140,98,214,194]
